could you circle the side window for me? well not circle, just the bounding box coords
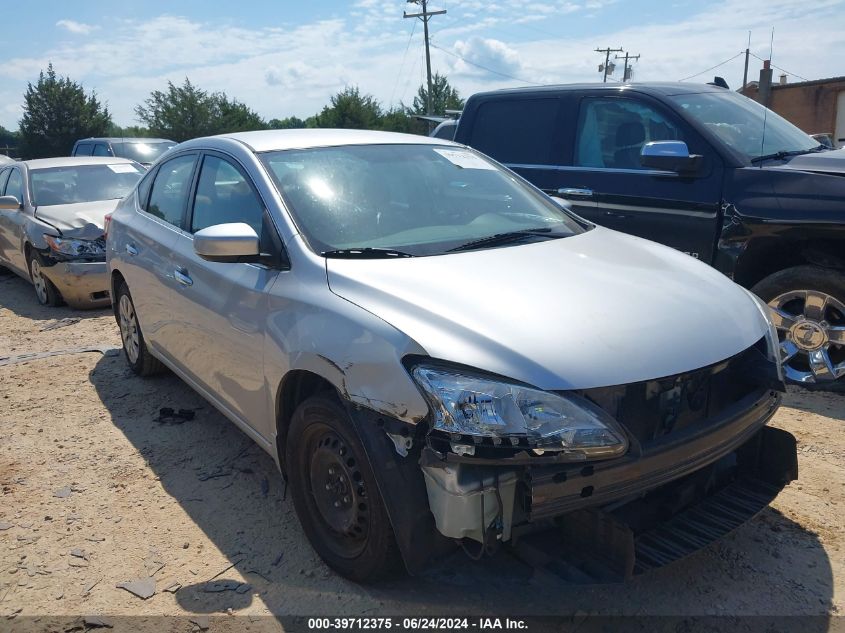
[136,168,155,209]
[5,169,23,202]
[574,98,684,170]
[191,155,265,240]
[469,98,560,165]
[0,169,10,195]
[75,143,94,156]
[92,144,111,156]
[146,154,197,227]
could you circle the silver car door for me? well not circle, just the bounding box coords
[0,167,29,275]
[165,153,279,438]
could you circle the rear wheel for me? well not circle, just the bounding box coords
[752,266,845,390]
[115,282,165,376]
[28,253,63,307]
[286,394,400,582]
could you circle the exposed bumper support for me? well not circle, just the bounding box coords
[39,260,110,308]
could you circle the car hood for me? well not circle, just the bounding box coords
[774,148,845,175]
[326,227,770,390]
[35,199,118,238]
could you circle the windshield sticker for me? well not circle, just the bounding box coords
[107,164,139,173]
[433,148,496,170]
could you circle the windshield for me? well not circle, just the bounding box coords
[670,91,819,162]
[260,144,583,256]
[30,163,145,206]
[113,141,176,163]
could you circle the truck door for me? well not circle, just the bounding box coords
[553,92,724,263]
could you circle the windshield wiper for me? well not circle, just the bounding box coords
[751,145,827,163]
[321,247,415,259]
[447,227,556,252]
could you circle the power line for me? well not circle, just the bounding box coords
[390,19,417,106]
[749,52,809,82]
[429,42,543,85]
[678,52,744,82]
[595,47,623,83]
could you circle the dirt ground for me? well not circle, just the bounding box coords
[1,269,844,630]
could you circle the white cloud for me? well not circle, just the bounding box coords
[56,19,98,35]
[1,0,843,130]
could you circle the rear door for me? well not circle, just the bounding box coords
[165,152,280,437]
[115,153,198,353]
[554,92,724,262]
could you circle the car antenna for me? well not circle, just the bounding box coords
[757,27,775,168]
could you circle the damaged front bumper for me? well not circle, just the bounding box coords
[417,388,797,578]
[39,260,111,309]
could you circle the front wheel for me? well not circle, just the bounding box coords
[752,265,845,389]
[28,253,63,307]
[286,395,400,582]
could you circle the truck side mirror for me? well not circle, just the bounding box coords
[640,141,702,174]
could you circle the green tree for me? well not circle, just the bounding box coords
[135,78,267,142]
[18,63,112,158]
[409,72,464,115]
[268,116,307,129]
[379,108,426,135]
[0,125,19,156]
[314,86,382,129]
[107,123,153,138]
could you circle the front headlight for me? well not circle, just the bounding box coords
[747,291,785,381]
[44,234,106,258]
[412,366,628,460]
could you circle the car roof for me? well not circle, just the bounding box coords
[468,81,728,100]
[74,137,175,144]
[193,129,457,153]
[21,157,139,169]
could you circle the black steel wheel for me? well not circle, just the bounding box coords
[287,394,399,581]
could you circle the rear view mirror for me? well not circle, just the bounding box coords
[193,222,260,263]
[0,195,22,210]
[640,141,702,174]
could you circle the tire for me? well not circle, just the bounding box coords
[115,282,165,376]
[286,394,400,582]
[27,252,63,307]
[751,265,845,391]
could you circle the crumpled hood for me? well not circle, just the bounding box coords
[35,199,118,238]
[326,227,770,390]
[774,148,845,175]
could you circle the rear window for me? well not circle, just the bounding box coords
[29,164,145,206]
[113,141,176,164]
[468,98,560,165]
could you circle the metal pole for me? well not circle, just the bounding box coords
[422,0,433,115]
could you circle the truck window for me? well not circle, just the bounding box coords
[74,143,94,156]
[575,98,684,170]
[469,98,559,165]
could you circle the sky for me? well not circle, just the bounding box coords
[2,0,844,131]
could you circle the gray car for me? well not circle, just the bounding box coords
[0,157,145,308]
[72,137,177,167]
[107,129,797,582]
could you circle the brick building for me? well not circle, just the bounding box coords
[741,63,845,148]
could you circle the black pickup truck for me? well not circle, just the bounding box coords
[455,82,845,389]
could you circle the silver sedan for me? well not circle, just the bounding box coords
[0,156,144,308]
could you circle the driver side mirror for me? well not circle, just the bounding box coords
[0,195,22,210]
[193,222,260,263]
[640,141,703,174]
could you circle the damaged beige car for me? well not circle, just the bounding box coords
[0,157,144,308]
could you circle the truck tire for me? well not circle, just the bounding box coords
[751,266,845,390]
[115,282,165,376]
[286,394,400,582]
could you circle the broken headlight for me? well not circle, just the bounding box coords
[747,290,785,382]
[412,366,628,459]
[44,234,106,258]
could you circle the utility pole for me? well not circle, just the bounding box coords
[404,0,446,117]
[741,31,751,93]
[615,51,640,82]
[595,47,623,83]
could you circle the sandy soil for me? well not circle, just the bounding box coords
[1,269,843,630]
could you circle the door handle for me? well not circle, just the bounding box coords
[604,211,630,220]
[125,243,138,256]
[557,188,593,197]
[174,268,193,287]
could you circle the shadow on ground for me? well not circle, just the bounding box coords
[87,353,834,623]
[783,386,845,423]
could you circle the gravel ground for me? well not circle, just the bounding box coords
[0,270,843,631]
